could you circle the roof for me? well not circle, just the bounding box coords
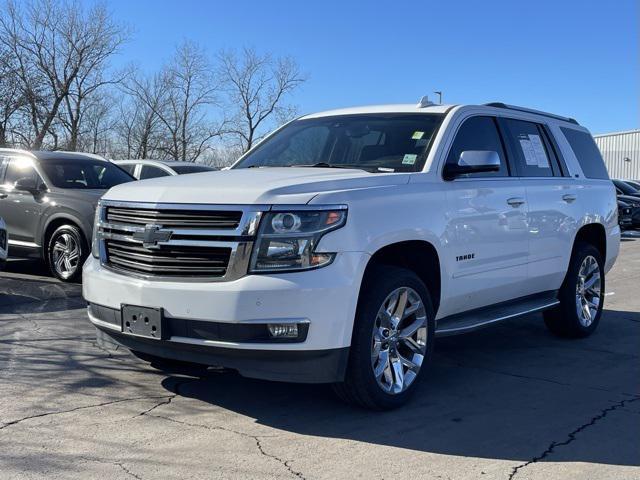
[0,148,107,162]
[300,103,454,119]
[298,102,580,127]
[115,159,215,167]
[32,150,109,162]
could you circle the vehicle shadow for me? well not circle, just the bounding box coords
[158,309,640,467]
[0,259,83,315]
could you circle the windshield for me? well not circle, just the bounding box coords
[614,180,639,195]
[234,113,444,172]
[40,159,134,189]
[172,165,217,174]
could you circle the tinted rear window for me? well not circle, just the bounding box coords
[172,165,216,174]
[561,128,609,179]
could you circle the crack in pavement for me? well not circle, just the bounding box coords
[134,376,202,418]
[0,394,175,431]
[507,396,640,479]
[147,413,305,479]
[86,457,143,480]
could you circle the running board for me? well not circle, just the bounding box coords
[435,292,559,337]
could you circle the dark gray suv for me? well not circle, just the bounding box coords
[0,149,133,281]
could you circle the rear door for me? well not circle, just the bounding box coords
[443,115,530,314]
[499,118,577,294]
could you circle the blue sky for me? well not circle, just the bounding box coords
[103,0,637,134]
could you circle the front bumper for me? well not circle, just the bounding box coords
[83,251,369,381]
[95,327,349,383]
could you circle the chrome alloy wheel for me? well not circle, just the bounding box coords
[52,233,80,279]
[575,255,601,327]
[371,286,428,394]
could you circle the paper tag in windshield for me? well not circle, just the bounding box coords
[412,131,425,140]
[402,154,417,165]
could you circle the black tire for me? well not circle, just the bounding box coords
[46,224,87,282]
[543,242,605,338]
[333,265,435,410]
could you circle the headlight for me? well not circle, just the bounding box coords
[91,202,102,258]
[249,207,347,273]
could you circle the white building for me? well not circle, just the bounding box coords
[594,129,640,180]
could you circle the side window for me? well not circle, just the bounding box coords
[119,164,137,176]
[139,165,169,180]
[503,119,556,177]
[4,157,43,188]
[561,127,609,180]
[445,116,509,177]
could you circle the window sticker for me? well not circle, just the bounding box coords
[415,138,429,147]
[519,136,538,166]
[528,134,549,168]
[402,153,417,165]
[518,134,549,168]
[412,131,425,140]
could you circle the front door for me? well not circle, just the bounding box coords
[0,154,47,248]
[441,116,529,316]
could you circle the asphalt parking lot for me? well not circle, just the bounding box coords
[1,235,639,480]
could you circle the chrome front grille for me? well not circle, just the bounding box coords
[96,201,265,281]
[105,240,231,277]
[106,207,242,229]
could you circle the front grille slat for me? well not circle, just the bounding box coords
[102,204,241,278]
[106,207,242,230]
[106,240,231,277]
[108,256,227,274]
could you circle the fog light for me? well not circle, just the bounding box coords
[268,323,299,338]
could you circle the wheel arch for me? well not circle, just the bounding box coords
[572,222,606,261]
[361,240,442,315]
[41,214,88,257]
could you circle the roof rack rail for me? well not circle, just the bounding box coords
[484,102,579,125]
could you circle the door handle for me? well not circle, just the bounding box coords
[507,197,526,207]
[0,193,7,199]
[562,194,577,203]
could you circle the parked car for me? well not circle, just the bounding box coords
[114,160,218,179]
[622,179,640,191]
[84,101,619,409]
[617,194,640,229]
[0,149,134,281]
[0,216,7,269]
[613,179,640,199]
[618,199,634,230]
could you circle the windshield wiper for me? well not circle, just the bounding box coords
[292,162,370,171]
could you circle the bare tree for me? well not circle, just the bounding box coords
[60,66,127,151]
[0,0,127,149]
[0,46,26,146]
[118,72,167,159]
[218,47,305,152]
[155,41,225,161]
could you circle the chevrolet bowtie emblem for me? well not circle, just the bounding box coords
[132,224,172,249]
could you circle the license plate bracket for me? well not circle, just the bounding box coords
[121,305,163,340]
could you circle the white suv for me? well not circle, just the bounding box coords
[84,101,620,409]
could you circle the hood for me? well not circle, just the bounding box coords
[103,167,411,205]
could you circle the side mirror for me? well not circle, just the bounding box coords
[443,150,501,180]
[14,177,39,193]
